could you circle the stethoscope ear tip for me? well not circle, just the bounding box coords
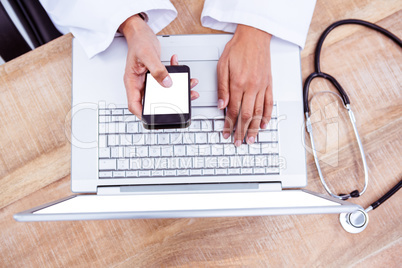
[339,209,369,233]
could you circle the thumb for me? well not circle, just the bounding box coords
[217,60,229,109]
[144,54,172,88]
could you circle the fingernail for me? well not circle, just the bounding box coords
[162,76,173,87]
[191,79,199,88]
[262,124,268,129]
[223,132,230,139]
[247,136,255,144]
[218,99,224,109]
[235,140,242,147]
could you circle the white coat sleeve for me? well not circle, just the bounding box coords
[39,0,177,58]
[201,0,316,49]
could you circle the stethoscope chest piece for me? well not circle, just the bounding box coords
[339,209,369,234]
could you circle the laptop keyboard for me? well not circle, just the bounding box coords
[98,105,280,179]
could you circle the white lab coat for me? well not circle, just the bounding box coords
[40,0,316,58]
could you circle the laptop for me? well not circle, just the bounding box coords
[14,34,361,221]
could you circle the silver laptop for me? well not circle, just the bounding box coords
[14,34,361,221]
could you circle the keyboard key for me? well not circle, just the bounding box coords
[120,134,132,145]
[189,121,201,131]
[193,157,205,168]
[203,169,215,175]
[130,159,141,169]
[261,143,278,154]
[182,132,195,144]
[190,169,202,176]
[228,168,240,174]
[170,133,182,144]
[126,171,138,177]
[112,109,123,115]
[111,147,124,158]
[132,134,145,145]
[136,147,148,157]
[214,120,225,132]
[254,168,266,174]
[139,170,151,177]
[99,116,110,123]
[230,156,242,168]
[99,159,116,170]
[211,144,224,155]
[98,135,107,148]
[266,167,280,174]
[255,155,267,167]
[117,159,129,170]
[124,147,136,158]
[198,145,211,155]
[241,168,253,174]
[177,169,190,176]
[174,145,186,156]
[155,158,168,169]
[201,120,213,131]
[117,122,126,133]
[142,158,154,169]
[242,155,254,167]
[205,157,218,168]
[161,145,174,157]
[152,170,163,176]
[258,131,276,142]
[113,171,125,177]
[217,156,230,168]
[99,148,110,158]
[249,143,260,154]
[195,133,208,144]
[99,123,107,134]
[164,170,176,176]
[224,144,236,155]
[236,144,248,155]
[111,115,124,122]
[149,146,161,157]
[215,168,227,175]
[127,122,138,133]
[178,157,192,168]
[145,134,158,145]
[108,135,118,146]
[220,132,231,143]
[99,171,112,178]
[158,133,170,144]
[99,109,110,115]
[186,145,198,156]
[168,158,180,169]
[208,133,220,143]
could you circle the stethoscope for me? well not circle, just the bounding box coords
[303,19,402,233]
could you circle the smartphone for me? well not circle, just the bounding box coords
[142,65,191,129]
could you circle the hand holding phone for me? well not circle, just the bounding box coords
[142,65,192,129]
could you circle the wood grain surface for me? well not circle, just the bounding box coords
[1,0,401,267]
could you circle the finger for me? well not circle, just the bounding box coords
[124,72,145,119]
[190,78,198,89]
[217,57,230,110]
[261,83,273,129]
[223,91,242,141]
[142,52,172,88]
[233,93,256,147]
[170,54,178,65]
[246,91,264,144]
[191,90,199,100]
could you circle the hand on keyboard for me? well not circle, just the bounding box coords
[217,25,273,147]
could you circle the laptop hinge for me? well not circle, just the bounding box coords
[97,182,282,195]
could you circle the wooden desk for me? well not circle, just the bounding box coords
[1,0,401,266]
